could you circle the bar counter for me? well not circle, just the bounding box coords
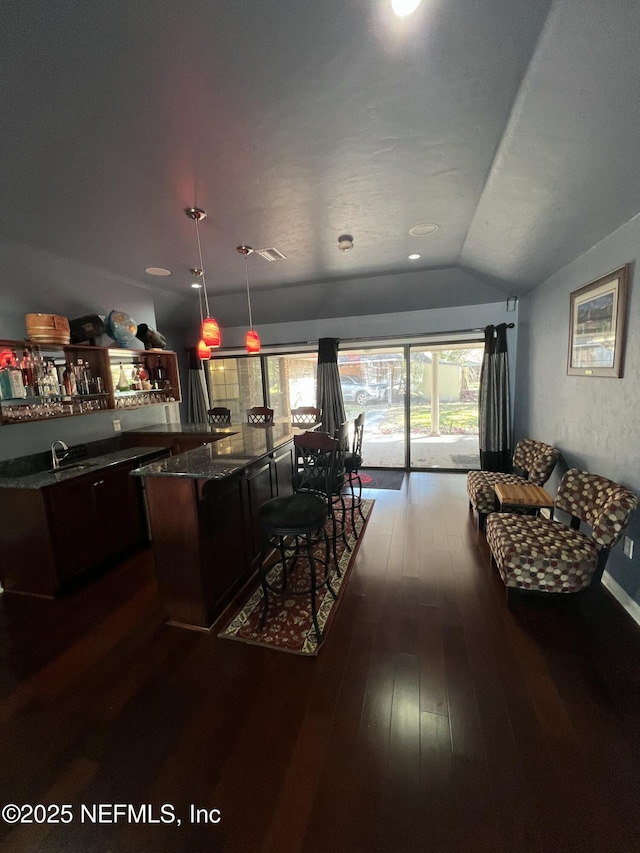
[132,422,305,630]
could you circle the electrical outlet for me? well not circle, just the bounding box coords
[113,418,122,433]
[623,536,634,559]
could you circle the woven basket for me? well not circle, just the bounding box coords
[26,313,71,346]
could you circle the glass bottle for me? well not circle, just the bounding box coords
[155,356,167,388]
[20,350,35,395]
[117,362,130,392]
[63,362,77,396]
[39,360,57,396]
[2,352,27,399]
[75,359,87,394]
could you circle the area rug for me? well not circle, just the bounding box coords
[358,469,405,490]
[218,498,374,655]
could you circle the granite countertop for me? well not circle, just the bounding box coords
[0,447,168,490]
[131,444,253,480]
[132,422,304,480]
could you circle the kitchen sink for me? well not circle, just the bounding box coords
[47,462,99,475]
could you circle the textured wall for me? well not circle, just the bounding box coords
[515,214,640,611]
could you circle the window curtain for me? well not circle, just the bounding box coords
[316,337,346,438]
[478,323,511,471]
[187,348,210,423]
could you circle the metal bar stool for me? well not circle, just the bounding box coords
[257,431,339,641]
[207,407,231,425]
[345,412,366,533]
[246,406,274,424]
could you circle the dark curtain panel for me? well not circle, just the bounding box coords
[187,348,210,423]
[478,324,511,472]
[316,337,346,438]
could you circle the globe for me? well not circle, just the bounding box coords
[105,310,138,347]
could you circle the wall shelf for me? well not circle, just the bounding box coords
[0,341,181,425]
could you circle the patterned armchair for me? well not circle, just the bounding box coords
[467,438,560,529]
[486,468,638,605]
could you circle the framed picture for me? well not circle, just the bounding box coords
[567,264,630,377]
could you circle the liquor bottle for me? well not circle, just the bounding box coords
[63,362,77,396]
[0,352,26,399]
[117,362,130,391]
[6,352,27,399]
[31,350,45,396]
[20,350,35,395]
[39,360,58,396]
[82,360,94,394]
[75,359,88,394]
[155,356,167,388]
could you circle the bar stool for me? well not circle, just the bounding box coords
[207,407,231,425]
[345,412,365,533]
[257,431,339,641]
[246,406,274,424]
[291,406,321,426]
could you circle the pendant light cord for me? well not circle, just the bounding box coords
[194,216,211,317]
[244,253,254,328]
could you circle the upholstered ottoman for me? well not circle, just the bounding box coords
[467,438,559,530]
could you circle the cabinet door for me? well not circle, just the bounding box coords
[272,445,294,497]
[92,464,144,560]
[47,478,101,580]
[242,459,274,565]
[199,476,247,612]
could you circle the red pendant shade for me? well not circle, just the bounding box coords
[197,339,211,360]
[245,328,261,353]
[201,317,221,348]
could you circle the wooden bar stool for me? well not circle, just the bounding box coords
[291,406,321,426]
[246,406,274,424]
[207,407,231,425]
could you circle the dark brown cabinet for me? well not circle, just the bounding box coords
[143,440,296,630]
[0,461,147,596]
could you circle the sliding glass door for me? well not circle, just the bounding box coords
[337,346,406,468]
[204,339,482,471]
[409,344,482,469]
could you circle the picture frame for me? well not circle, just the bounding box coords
[567,264,630,377]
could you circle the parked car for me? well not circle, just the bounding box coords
[339,374,377,405]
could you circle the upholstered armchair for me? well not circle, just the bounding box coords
[486,468,638,605]
[467,438,559,529]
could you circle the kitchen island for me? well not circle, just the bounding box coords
[132,422,304,631]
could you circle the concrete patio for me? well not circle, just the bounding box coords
[361,429,480,470]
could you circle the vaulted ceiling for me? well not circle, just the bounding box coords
[2,0,639,331]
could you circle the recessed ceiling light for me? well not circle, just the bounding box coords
[190,283,202,289]
[392,0,421,18]
[409,223,439,237]
[408,253,421,260]
[145,267,171,276]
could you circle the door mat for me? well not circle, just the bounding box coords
[358,469,405,490]
[218,499,374,655]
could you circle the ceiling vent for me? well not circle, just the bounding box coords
[254,247,287,261]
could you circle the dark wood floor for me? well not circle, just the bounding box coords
[1,472,640,853]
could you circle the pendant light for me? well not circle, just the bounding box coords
[185,207,221,348]
[237,245,260,354]
[195,285,211,360]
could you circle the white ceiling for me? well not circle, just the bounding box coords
[2,0,639,331]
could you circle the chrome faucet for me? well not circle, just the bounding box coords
[51,440,70,470]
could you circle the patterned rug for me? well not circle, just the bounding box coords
[218,498,375,655]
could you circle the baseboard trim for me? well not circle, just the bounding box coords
[601,571,640,628]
